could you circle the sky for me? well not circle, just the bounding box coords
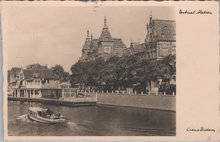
[4,6,175,72]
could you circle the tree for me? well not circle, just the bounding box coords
[26,64,48,70]
[69,54,176,93]
[70,61,89,86]
[51,65,69,82]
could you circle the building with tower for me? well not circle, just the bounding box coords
[77,13,176,94]
[123,13,176,60]
[79,14,176,63]
[122,13,176,93]
[80,17,127,62]
[145,13,176,60]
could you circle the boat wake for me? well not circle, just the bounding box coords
[16,114,29,121]
[16,114,34,123]
[15,114,76,126]
[66,121,76,126]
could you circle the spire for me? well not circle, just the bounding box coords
[99,16,112,40]
[130,38,134,48]
[149,11,152,23]
[83,29,91,50]
[87,29,90,39]
[104,16,107,28]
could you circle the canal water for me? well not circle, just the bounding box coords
[8,101,176,136]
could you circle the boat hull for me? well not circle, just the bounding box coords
[28,113,68,124]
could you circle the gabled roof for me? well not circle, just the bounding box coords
[10,67,21,74]
[123,43,145,55]
[90,39,99,49]
[90,38,126,50]
[152,20,176,41]
[23,69,59,80]
[23,70,34,79]
[112,38,127,49]
[82,39,91,50]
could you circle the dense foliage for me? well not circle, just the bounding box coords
[70,55,176,93]
[50,65,70,82]
[26,64,69,83]
[26,64,48,70]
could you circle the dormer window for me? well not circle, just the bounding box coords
[33,73,39,78]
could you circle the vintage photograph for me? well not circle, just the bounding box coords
[4,5,176,136]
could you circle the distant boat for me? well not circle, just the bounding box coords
[28,107,68,124]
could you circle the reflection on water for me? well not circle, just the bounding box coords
[8,101,176,136]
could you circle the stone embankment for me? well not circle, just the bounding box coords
[8,93,175,111]
[96,93,175,111]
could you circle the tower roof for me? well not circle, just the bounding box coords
[82,29,91,50]
[152,19,176,41]
[99,17,112,41]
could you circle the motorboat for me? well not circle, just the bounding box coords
[28,107,68,124]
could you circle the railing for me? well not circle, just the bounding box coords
[92,90,176,96]
[62,96,97,102]
[61,88,97,103]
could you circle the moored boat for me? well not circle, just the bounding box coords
[28,107,68,124]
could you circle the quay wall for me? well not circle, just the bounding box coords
[96,93,176,111]
[8,97,96,107]
[8,93,176,111]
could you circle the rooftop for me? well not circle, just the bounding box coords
[152,19,176,41]
[23,69,59,80]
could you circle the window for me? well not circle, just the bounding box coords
[33,73,39,78]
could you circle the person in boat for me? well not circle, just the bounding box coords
[50,112,61,119]
[45,109,53,115]
[39,108,53,118]
[57,112,61,118]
